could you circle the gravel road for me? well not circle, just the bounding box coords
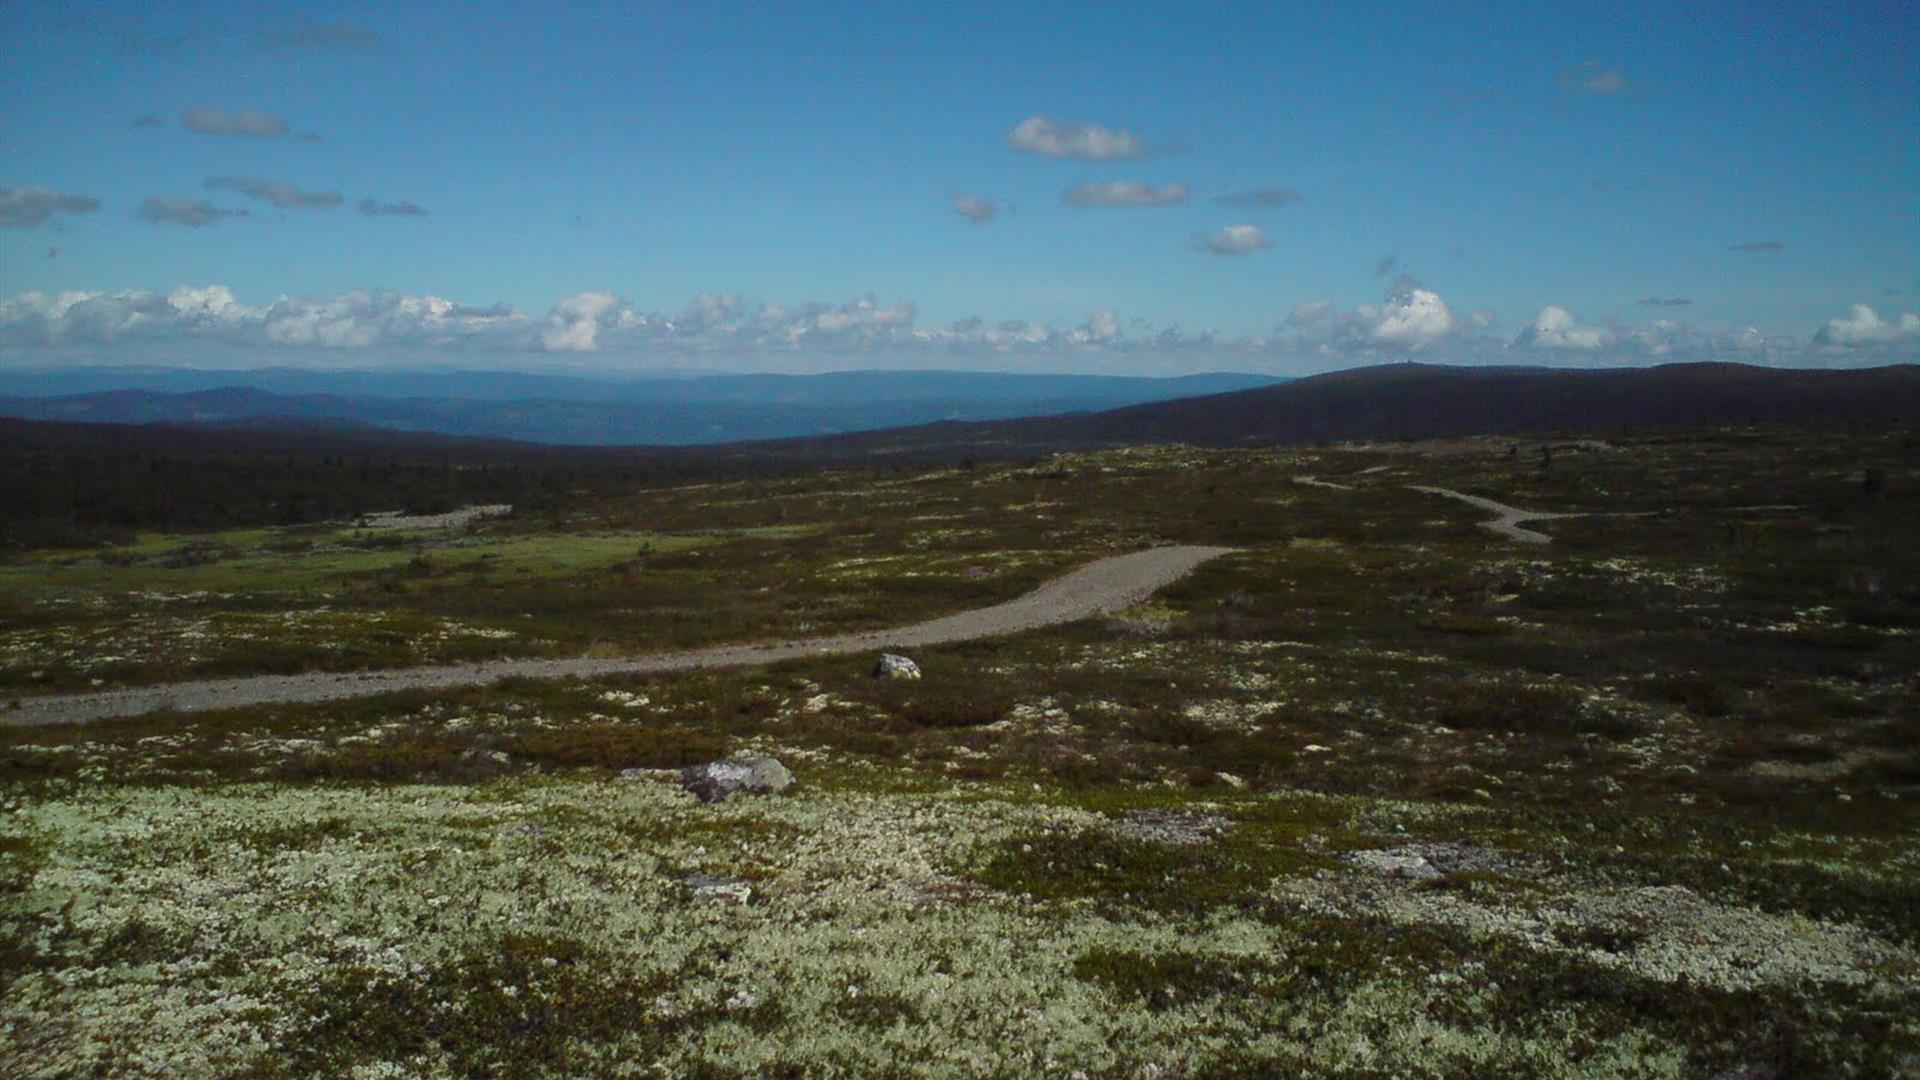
[1409,485,1584,545]
[5,545,1235,727]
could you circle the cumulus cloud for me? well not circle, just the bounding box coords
[1007,117,1147,160]
[0,187,102,228]
[1514,305,1616,350]
[259,23,383,51]
[204,177,343,210]
[1639,296,1692,307]
[951,194,996,224]
[1211,187,1301,208]
[1731,240,1784,253]
[0,286,523,350]
[1812,304,1920,348]
[1063,181,1189,208]
[263,291,521,348]
[181,107,290,137]
[1364,284,1459,348]
[1200,224,1269,255]
[1565,63,1627,95]
[358,197,428,217]
[1070,310,1121,344]
[0,285,1156,363]
[541,292,649,351]
[1283,281,1463,353]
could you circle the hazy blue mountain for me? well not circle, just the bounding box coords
[0,368,1283,445]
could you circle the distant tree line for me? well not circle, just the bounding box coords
[0,418,940,550]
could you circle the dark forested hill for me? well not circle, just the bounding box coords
[3,361,1914,548]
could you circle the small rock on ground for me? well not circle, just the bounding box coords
[874,653,921,679]
[680,756,794,803]
[682,873,753,904]
[1112,809,1229,846]
[1341,841,1510,880]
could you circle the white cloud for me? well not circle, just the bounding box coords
[180,107,291,137]
[0,187,101,228]
[4,283,1897,374]
[1813,304,1920,348]
[1282,282,1464,353]
[204,177,343,209]
[1063,181,1189,207]
[138,197,246,228]
[540,291,651,352]
[1364,286,1458,347]
[1200,224,1269,255]
[1514,305,1616,350]
[1069,311,1121,344]
[951,194,996,223]
[1007,117,1147,160]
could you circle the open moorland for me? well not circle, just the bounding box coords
[3,422,1918,1077]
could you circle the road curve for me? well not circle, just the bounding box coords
[5,545,1237,728]
[1408,485,1584,545]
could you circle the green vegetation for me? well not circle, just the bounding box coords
[2,423,1917,1076]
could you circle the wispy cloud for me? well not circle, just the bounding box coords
[0,187,102,228]
[1565,62,1628,95]
[1211,187,1301,208]
[1199,224,1269,255]
[1374,255,1397,277]
[1638,296,1692,307]
[358,197,429,217]
[951,194,996,224]
[1063,181,1189,208]
[1730,240,1784,253]
[130,113,166,128]
[205,177,343,210]
[180,107,291,137]
[1007,117,1148,160]
[138,197,245,228]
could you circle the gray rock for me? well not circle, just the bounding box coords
[1111,809,1229,846]
[1339,840,1511,880]
[874,653,922,680]
[1341,846,1443,880]
[683,873,754,904]
[679,755,794,803]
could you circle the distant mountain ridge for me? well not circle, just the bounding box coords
[1,362,1911,460]
[0,368,1284,445]
[797,361,1920,454]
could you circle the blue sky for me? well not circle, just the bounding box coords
[2,1,1916,373]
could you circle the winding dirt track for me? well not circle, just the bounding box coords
[5,546,1236,728]
[1408,485,1586,545]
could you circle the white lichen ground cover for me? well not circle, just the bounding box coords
[3,760,1916,1077]
[5,430,1919,1076]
